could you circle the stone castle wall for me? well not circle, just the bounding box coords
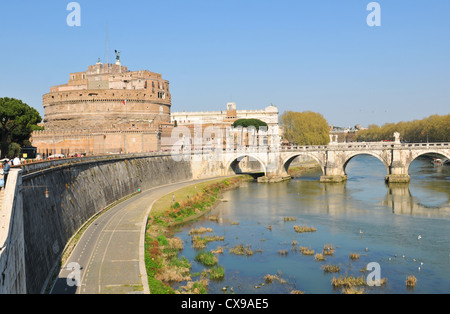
[32,129,161,156]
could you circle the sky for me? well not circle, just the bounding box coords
[0,0,449,128]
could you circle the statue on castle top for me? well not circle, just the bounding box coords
[115,50,120,61]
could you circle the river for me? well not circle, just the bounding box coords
[172,155,450,294]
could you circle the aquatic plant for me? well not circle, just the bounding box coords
[342,287,365,294]
[211,246,224,254]
[189,227,213,235]
[349,253,360,260]
[283,217,297,222]
[323,244,335,256]
[294,225,317,233]
[264,273,287,284]
[315,253,326,261]
[299,246,315,256]
[195,251,218,266]
[208,215,219,222]
[322,264,340,273]
[331,275,366,288]
[406,275,417,287]
[202,266,225,280]
[178,279,209,294]
[191,235,224,250]
[230,244,254,256]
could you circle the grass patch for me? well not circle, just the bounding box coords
[191,235,225,250]
[195,251,218,266]
[202,266,225,280]
[145,176,249,294]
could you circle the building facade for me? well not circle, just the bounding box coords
[165,103,280,150]
[32,59,173,156]
[171,102,279,132]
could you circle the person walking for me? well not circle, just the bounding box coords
[0,163,4,191]
[3,159,11,188]
[13,156,21,166]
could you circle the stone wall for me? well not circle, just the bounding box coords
[0,170,26,294]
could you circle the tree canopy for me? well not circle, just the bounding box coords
[0,97,42,158]
[281,111,330,145]
[356,114,450,143]
[232,118,268,130]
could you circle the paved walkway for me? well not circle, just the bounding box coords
[50,178,219,294]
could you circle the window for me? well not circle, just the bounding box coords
[158,92,165,99]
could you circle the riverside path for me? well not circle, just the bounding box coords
[50,177,222,294]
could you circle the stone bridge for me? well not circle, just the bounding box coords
[210,141,450,183]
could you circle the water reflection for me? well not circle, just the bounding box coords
[383,184,450,218]
[288,179,450,219]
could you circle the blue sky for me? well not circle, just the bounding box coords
[0,0,449,127]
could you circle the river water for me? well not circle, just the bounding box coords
[173,156,450,294]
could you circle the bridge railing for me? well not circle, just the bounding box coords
[279,142,450,151]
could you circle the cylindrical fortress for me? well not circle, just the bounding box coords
[33,61,174,156]
[42,62,171,131]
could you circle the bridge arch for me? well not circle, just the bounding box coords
[225,154,267,176]
[407,151,450,173]
[343,152,390,176]
[282,153,325,176]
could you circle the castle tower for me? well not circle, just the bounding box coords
[32,60,173,156]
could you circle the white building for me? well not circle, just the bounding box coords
[171,102,279,131]
[169,102,281,150]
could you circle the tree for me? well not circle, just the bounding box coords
[281,111,330,145]
[0,97,42,158]
[356,114,450,143]
[232,119,268,130]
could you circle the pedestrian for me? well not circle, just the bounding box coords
[0,163,4,191]
[3,159,10,188]
[13,156,21,166]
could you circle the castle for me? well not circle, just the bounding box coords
[32,58,173,156]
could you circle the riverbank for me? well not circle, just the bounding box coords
[144,175,251,294]
[288,161,322,178]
